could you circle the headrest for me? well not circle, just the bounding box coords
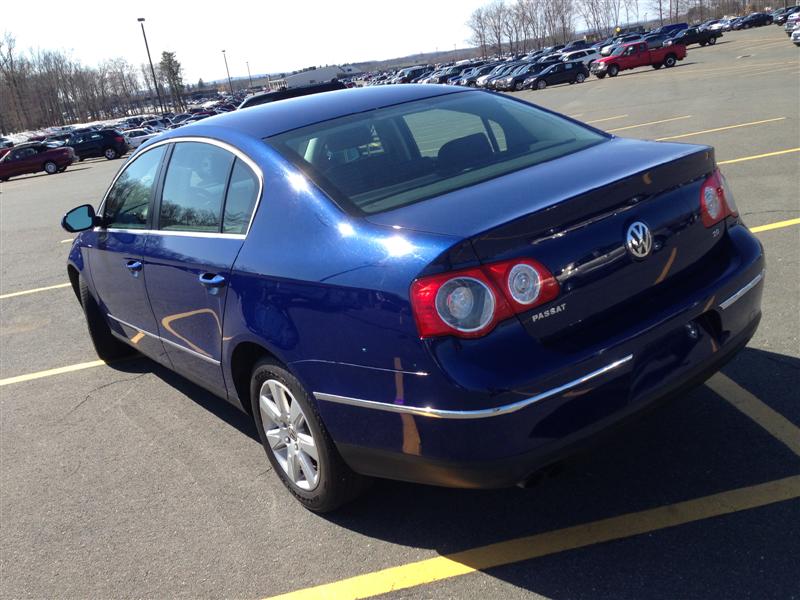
[325,125,374,152]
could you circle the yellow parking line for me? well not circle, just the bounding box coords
[0,360,106,387]
[0,282,71,300]
[60,238,74,244]
[719,147,800,165]
[586,114,628,124]
[656,117,786,141]
[608,115,692,133]
[266,475,800,600]
[750,217,800,233]
[706,373,800,457]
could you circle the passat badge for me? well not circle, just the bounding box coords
[626,221,653,259]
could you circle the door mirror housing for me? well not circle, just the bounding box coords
[62,204,98,232]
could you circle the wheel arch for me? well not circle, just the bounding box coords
[229,340,284,416]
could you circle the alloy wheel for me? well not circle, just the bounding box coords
[258,379,319,490]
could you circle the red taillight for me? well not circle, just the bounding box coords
[700,168,737,228]
[114,136,125,143]
[410,258,559,339]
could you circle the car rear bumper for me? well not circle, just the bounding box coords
[335,310,760,488]
[314,224,764,488]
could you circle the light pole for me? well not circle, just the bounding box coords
[222,50,234,94]
[246,61,253,88]
[137,18,165,114]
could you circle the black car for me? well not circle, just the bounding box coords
[740,12,773,28]
[643,33,672,48]
[667,27,722,46]
[525,62,589,90]
[774,6,799,24]
[66,129,129,161]
[238,81,346,110]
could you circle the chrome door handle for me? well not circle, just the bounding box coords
[198,273,226,288]
[125,260,142,277]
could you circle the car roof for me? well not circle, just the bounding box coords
[165,84,467,140]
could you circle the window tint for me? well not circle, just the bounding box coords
[222,159,259,234]
[159,142,234,232]
[267,92,605,215]
[103,145,166,229]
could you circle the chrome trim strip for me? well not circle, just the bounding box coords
[293,359,428,376]
[107,313,221,366]
[96,228,246,240]
[96,136,264,237]
[314,354,634,420]
[719,270,764,310]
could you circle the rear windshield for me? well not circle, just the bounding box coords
[266,91,606,215]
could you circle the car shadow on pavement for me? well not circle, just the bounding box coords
[109,357,260,442]
[321,346,799,597]
[2,167,93,183]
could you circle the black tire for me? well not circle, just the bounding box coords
[653,63,663,69]
[79,277,136,361]
[43,161,58,175]
[250,357,369,512]
[699,40,707,46]
[708,36,717,45]
[595,72,606,79]
[576,73,586,83]
[103,147,118,160]
[515,81,524,91]
[1,177,9,182]
[664,54,677,67]
[536,79,547,90]
[608,64,619,77]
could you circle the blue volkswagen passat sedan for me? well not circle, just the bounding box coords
[62,85,764,512]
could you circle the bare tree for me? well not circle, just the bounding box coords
[467,7,490,58]
[485,0,509,54]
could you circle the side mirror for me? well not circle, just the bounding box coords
[61,204,98,233]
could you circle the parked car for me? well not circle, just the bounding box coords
[592,41,687,77]
[142,118,171,131]
[0,136,13,148]
[785,13,800,34]
[498,63,546,90]
[774,6,799,24]
[792,26,800,44]
[666,26,722,46]
[0,142,75,180]
[67,129,129,161]
[561,48,600,66]
[60,85,765,512]
[740,12,773,28]
[525,62,589,89]
[600,34,642,56]
[650,22,689,36]
[124,128,160,149]
[643,33,672,48]
[238,81,347,109]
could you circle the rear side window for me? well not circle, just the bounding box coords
[159,142,234,231]
[267,92,605,215]
[223,159,259,234]
[103,145,166,229]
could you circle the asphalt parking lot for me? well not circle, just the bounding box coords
[1,26,798,599]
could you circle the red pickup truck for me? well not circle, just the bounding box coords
[590,41,687,78]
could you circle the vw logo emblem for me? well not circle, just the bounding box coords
[626,221,653,259]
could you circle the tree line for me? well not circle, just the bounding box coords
[0,33,188,135]
[467,0,777,56]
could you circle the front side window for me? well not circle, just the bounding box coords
[267,91,606,215]
[103,145,166,229]
[159,142,234,232]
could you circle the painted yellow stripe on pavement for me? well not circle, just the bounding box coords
[586,114,628,124]
[719,147,800,166]
[656,117,786,141]
[0,282,71,300]
[267,475,800,600]
[707,373,800,457]
[60,238,74,244]
[750,218,800,234]
[608,115,692,133]
[0,360,106,387]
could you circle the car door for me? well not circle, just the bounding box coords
[142,140,261,395]
[88,144,171,363]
